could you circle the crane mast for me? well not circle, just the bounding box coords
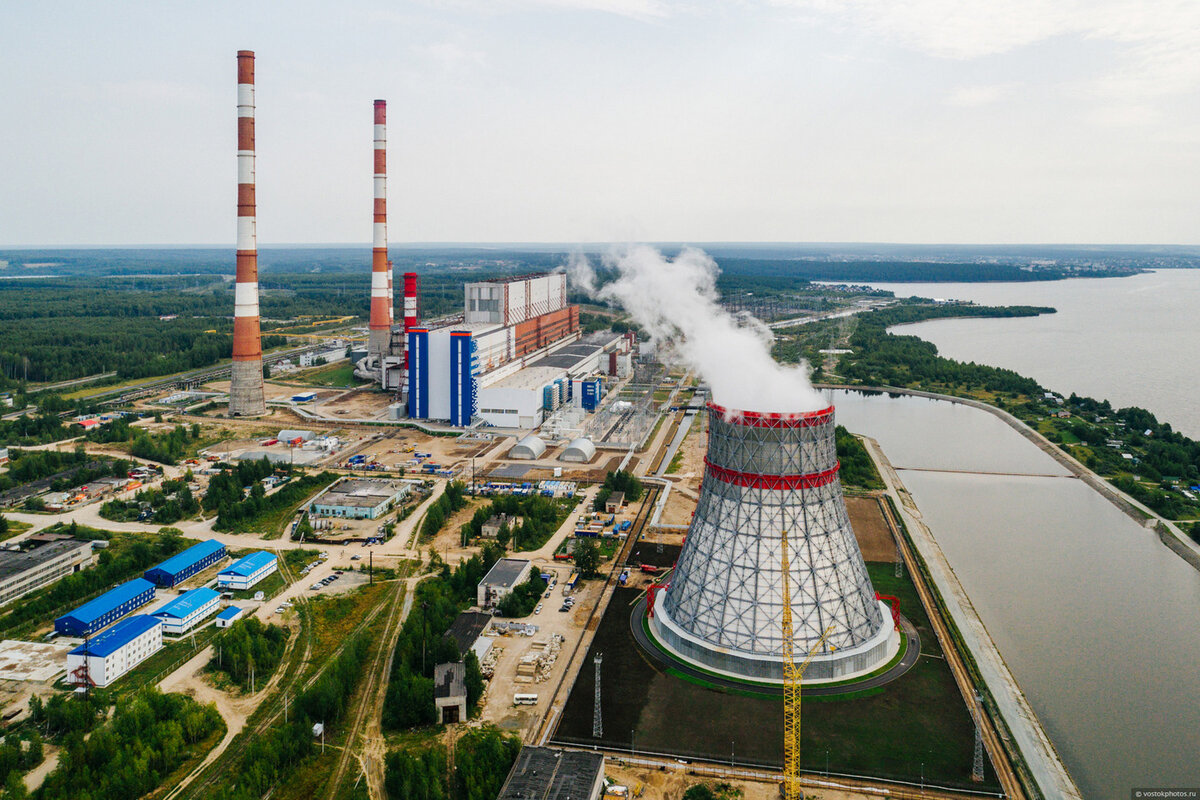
[781,529,834,800]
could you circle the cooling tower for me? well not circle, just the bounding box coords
[649,402,896,682]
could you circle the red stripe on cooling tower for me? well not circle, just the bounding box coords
[703,458,840,490]
[707,402,834,428]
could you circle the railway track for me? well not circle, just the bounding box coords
[177,579,395,800]
[323,573,411,799]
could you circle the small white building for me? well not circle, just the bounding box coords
[477,558,533,608]
[66,615,163,688]
[434,661,468,724]
[217,551,279,590]
[152,587,221,635]
[215,606,245,628]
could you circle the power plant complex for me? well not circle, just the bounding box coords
[649,403,898,681]
[226,52,632,428]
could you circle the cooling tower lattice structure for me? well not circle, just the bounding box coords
[649,402,897,682]
[229,50,266,417]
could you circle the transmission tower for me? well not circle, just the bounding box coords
[592,652,604,738]
[780,529,834,800]
[972,692,986,782]
[894,537,903,578]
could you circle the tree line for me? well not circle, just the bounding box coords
[418,481,469,542]
[213,472,336,533]
[384,725,521,800]
[207,618,289,692]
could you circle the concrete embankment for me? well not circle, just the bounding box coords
[823,383,1200,574]
[862,437,1083,800]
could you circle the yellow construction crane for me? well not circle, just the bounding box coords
[780,528,835,800]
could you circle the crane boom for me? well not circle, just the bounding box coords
[781,528,834,800]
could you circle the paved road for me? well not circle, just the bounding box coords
[628,597,920,697]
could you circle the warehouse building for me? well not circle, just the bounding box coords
[559,438,596,463]
[497,746,605,800]
[0,538,95,608]
[476,558,532,608]
[152,587,221,635]
[217,551,278,590]
[311,479,411,520]
[508,435,547,460]
[66,615,163,688]
[55,578,157,637]
[434,661,467,724]
[143,539,227,588]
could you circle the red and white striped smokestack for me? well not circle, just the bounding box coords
[368,99,393,358]
[229,50,266,416]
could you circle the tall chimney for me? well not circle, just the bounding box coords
[367,99,393,358]
[229,50,266,417]
[403,271,419,369]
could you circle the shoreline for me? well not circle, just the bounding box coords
[861,435,1083,800]
[821,383,1200,573]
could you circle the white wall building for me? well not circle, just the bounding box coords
[152,587,221,635]
[217,551,279,590]
[66,615,163,688]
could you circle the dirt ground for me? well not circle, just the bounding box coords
[844,497,897,563]
[478,576,605,739]
[313,389,391,419]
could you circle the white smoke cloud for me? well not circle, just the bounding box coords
[568,245,828,414]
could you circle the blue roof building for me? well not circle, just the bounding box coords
[217,551,278,590]
[152,587,221,634]
[66,615,163,687]
[144,539,227,587]
[55,578,156,637]
[215,606,245,627]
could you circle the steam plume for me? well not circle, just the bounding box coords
[568,245,828,414]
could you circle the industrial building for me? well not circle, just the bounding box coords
[444,610,492,655]
[559,438,596,463]
[152,587,221,635]
[215,606,245,627]
[497,746,605,800]
[0,538,94,608]
[433,661,467,724]
[217,551,278,590]
[476,558,533,608]
[508,435,547,460]
[310,478,412,520]
[66,615,163,688]
[55,578,157,637]
[144,539,227,588]
[649,403,896,682]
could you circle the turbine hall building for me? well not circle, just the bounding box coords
[66,615,163,687]
[55,578,157,637]
[143,539,227,588]
[152,587,221,635]
[217,551,278,590]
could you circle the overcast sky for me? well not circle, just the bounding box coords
[3,0,1199,246]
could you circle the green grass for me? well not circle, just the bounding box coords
[0,518,32,542]
[230,570,286,600]
[291,360,365,388]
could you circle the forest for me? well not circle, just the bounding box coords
[383,725,521,800]
[34,688,223,800]
[459,492,576,550]
[206,618,289,691]
[418,481,469,542]
[593,469,643,511]
[382,545,502,731]
[213,472,336,533]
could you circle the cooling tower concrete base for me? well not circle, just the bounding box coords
[649,597,899,683]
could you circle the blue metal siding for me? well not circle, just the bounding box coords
[449,333,478,427]
[582,379,600,412]
[407,330,429,419]
[55,579,157,637]
[143,539,227,587]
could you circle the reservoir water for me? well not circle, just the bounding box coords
[856,269,1200,438]
[832,389,1200,799]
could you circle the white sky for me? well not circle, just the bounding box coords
[2,0,1199,246]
